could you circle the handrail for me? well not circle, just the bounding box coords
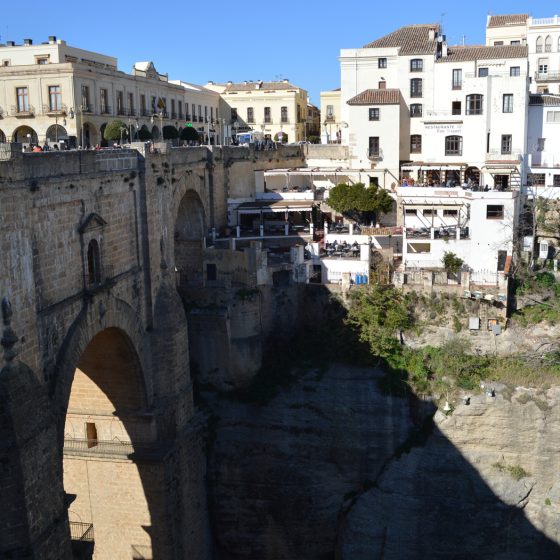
[69,521,94,542]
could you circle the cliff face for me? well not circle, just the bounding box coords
[208,367,560,559]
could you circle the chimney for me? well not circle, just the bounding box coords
[207,80,214,85]
[428,28,436,41]
[7,41,15,47]
[282,78,289,83]
[227,80,233,86]
[24,38,33,46]
[442,42,448,58]
[48,35,57,44]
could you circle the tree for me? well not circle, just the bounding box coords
[103,120,127,142]
[327,182,393,223]
[442,251,464,276]
[163,125,179,140]
[180,127,200,143]
[274,132,288,143]
[346,285,412,359]
[137,126,152,141]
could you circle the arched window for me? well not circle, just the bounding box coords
[536,36,543,53]
[87,239,101,285]
[445,135,463,156]
[410,134,422,153]
[466,94,483,115]
[545,35,552,52]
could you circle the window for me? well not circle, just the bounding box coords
[410,134,422,153]
[178,101,183,118]
[37,57,48,64]
[443,209,458,217]
[87,239,101,285]
[206,263,217,281]
[497,250,507,271]
[48,85,61,111]
[536,36,543,53]
[378,58,387,68]
[81,85,90,111]
[554,175,560,187]
[198,105,202,120]
[210,106,213,120]
[410,59,423,72]
[247,107,254,123]
[493,41,504,46]
[368,136,380,157]
[204,106,208,122]
[192,103,197,121]
[378,80,386,89]
[407,242,431,253]
[537,138,545,151]
[423,209,435,216]
[478,67,489,77]
[502,94,513,113]
[410,78,422,98]
[230,108,237,122]
[326,104,334,121]
[128,92,134,114]
[16,86,29,112]
[538,58,549,74]
[410,103,422,117]
[547,110,560,123]
[86,422,98,448]
[281,106,288,123]
[528,173,545,186]
[100,89,109,113]
[452,69,462,89]
[445,135,463,155]
[405,209,417,216]
[511,40,521,45]
[116,91,124,114]
[486,205,504,219]
[545,36,552,52]
[501,134,512,154]
[466,94,483,115]
[451,101,461,115]
[369,108,380,121]
[264,106,271,123]
[510,66,520,76]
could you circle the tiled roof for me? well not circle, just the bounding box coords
[487,14,528,28]
[224,81,300,92]
[363,24,440,55]
[347,89,400,105]
[437,44,527,62]
[529,94,560,106]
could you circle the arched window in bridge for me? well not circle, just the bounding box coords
[87,239,101,285]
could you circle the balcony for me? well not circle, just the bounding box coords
[368,148,383,161]
[42,103,67,116]
[535,71,560,82]
[185,114,191,121]
[11,104,35,117]
[486,149,522,162]
[324,115,335,123]
[127,108,137,117]
[70,522,94,543]
[141,108,151,117]
[100,105,112,115]
[64,437,165,460]
[80,104,94,113]
[117,106,126,116]
[171,111,177,119]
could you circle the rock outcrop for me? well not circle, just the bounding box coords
[208,367,560,559]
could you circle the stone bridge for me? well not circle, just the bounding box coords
[0,143,304,559]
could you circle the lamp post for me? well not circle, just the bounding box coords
[151,111,164,141]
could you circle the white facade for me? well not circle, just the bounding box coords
[398,186,518,282]
[338,25,529,191]
[527,94,560,188]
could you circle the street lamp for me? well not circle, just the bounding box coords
[151,111,164,141]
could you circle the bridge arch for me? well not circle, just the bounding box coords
[174,189,207,290]
[54,297,172,559]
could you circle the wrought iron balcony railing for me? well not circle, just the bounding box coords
[11,104,35,116]
[70,522,94,542]
[42,103,68,115]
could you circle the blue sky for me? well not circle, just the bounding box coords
[1,1,557,104]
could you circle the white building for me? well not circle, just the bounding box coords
[0,37,221,147]
[486,14,560,95]
[397,185,518,288]
[339,24,529,190]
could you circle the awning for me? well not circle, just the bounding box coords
[236,200,316,214]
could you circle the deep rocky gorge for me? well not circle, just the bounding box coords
[206,365,560,559]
